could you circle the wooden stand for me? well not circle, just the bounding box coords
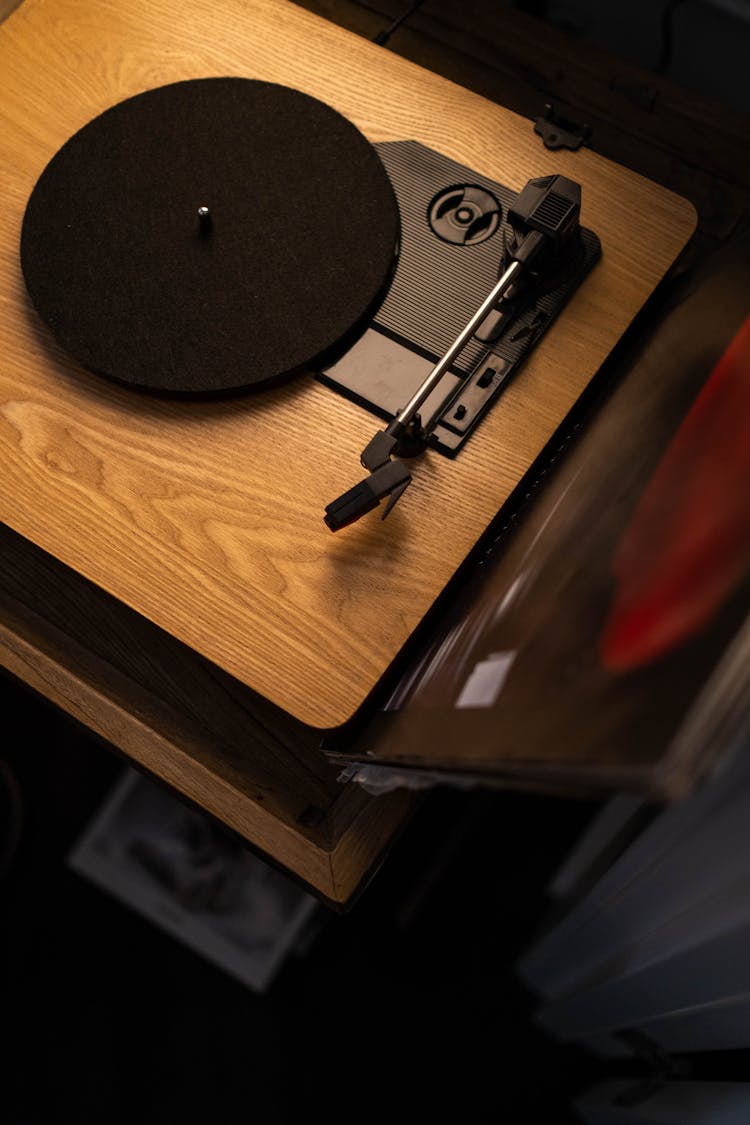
[0,0,696,901]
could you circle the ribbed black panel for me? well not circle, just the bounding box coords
[533,190,574,232]
[322,140,601,455]
[373,141,513,376]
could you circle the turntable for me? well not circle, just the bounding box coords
[0,0,696,898]
[19,74,602,526]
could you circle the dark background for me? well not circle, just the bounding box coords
[514,0,749,113]
[1,671,601,1123]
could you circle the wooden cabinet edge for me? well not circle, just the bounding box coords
[0,591,413,902]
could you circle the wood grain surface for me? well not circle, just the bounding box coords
[302,0,750,245]
[0,0,696,728]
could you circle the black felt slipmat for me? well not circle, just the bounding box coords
[21,78,399,394]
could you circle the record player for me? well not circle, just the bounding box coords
[0,0,696,745]
[19,74,602,529]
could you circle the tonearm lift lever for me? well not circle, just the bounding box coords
[324,174,583,531]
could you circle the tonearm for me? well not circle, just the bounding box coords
[324,173,583,532]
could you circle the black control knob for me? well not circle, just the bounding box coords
[428,184,502,246]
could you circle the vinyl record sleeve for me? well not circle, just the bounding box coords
[328,236,750,799]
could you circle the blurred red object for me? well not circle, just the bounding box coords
[601,312,750,670]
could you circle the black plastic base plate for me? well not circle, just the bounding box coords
[320,140,601,457]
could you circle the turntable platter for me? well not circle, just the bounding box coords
[20,77,399,394]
